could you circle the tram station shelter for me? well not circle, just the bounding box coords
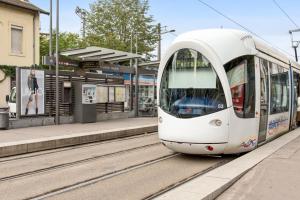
[60,47,159,114]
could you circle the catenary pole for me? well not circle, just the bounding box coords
[49,0,52,70]
[294,46,298,62]
[157,23,161,61]
[55,0,60,124]
[135,34,139,117]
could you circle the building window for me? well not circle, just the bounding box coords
[224,56,256,118]
[270,63,289,114]
[11,25,23,55]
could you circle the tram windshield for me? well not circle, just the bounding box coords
[159,48,226,118]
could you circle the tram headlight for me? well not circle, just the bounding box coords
[209,119,222,126]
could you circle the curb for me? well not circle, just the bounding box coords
[0,124,158,158]
[154,129,300,200]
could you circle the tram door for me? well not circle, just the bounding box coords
[258,59,269,143]
[291,69,300,129]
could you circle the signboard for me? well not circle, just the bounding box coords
[82,84,96,104]
[96,85,108,103]
[42,55,80,67]
[168,68,217,89]
[115,86,126,102]
[20,69,45,116]
[81,61,99,68]
[108,86,115,102]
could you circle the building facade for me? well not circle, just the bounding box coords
[0,0,47,107]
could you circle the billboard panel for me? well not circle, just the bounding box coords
[96,85,108,103]
[109,86,115,102]
[82,84,96,104]
[115,86,126,102]
[20,69,45,116]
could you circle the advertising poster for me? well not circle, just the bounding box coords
[115,86,126,102]
[82,84,96,104]
[20,69,45,116]
[109,86,115,102]
[96,85,108,103]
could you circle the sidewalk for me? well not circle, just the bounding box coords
[0,117,157,157]
[155,128,300,200]
[218,133,300,200]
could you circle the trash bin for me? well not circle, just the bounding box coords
[0,107,9,130]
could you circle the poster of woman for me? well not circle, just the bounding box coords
[20,69,45,116]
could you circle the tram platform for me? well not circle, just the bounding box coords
[155,128,300,200]
[0,117,157,158]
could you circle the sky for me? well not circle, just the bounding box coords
[31,0,300,59]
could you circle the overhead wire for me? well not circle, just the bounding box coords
[195,0,295,58]
[272,0,299,28]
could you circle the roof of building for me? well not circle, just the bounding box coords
[0,0,49,15]
[61,46,143,63]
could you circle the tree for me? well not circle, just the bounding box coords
[85,0,159,59]
[40,31,86,62]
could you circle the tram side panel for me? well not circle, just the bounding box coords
[266,62,290,140]
[224,56,260,154]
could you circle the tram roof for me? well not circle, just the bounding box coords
[173,29,296,66]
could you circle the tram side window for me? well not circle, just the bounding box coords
[270,63,289,114]
[224,56,255,118]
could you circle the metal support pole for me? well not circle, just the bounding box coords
[16,67,21,119]
[130,73,133,111]
[55,0,60,125]
[157,23,161,61]
[82,14,86,38]
[130,33,134,111]
[294,46,298,62]
[49,0,53,70]
[134,35,139,117]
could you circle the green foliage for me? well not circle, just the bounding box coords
[40,31,86,63]
[0,65,15,83]
[85,0,159,59]
[0,65,54,83]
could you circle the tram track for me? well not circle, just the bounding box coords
[144,158,231,200]
[0,131,236,200]
[30,153,180,200]
[45,154,234,200]
[0,142,161,182]
[0,143,175,200]
[0,132,157,163]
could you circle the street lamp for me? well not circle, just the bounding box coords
[289,29,300,62]
[157,23,175,61]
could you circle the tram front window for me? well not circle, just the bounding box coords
[159,48,226,118]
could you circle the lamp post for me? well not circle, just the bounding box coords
[55,0,60,124]
[157,23,175,61]
[289,29,300,62]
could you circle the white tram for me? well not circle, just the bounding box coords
[158,29,300,154]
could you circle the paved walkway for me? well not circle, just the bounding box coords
[218,134,300,200]
[155,128,300,200]
[0,117,157,143]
